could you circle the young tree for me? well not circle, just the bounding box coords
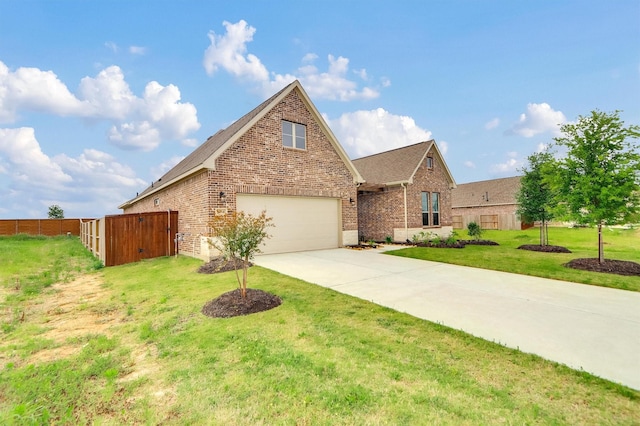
[551,110,640,263]
[516,151,555,246]
[48,204,64,219]
[208,211,273,298]
[466,221,482,241]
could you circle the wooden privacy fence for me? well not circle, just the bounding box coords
[81,211,178,267]
[452,214,532,231]
[0,219,92,236]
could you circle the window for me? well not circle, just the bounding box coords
[421,192,429,226]
[282,120,306,150]
[426,156,434,169]
[432,192,440,226]
[422,192,440,226]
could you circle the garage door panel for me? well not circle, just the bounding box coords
[236,195,339,254]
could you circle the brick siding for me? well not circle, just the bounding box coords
[124,89,358,256]
[357,148,453,241]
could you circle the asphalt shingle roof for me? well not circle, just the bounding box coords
[451,176,521,207]
[352,141,434,186]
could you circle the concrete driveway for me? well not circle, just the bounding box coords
[253,247,640,390]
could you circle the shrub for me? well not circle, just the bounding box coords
[467,222,482,241]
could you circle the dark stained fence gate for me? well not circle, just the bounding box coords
[82,211,178,267]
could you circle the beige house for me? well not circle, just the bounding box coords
[119,80,363,258]
[353,141,457,242]
[451,176,529,230]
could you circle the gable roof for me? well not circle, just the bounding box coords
[451,176,521,208]
[119,80,363,209]
[352,140,456,190]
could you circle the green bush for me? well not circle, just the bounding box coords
[467,222,482,240]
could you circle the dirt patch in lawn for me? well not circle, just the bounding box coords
[4,273,178,417]
[565,258,640,277]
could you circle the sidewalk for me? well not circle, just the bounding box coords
[254,247,640,390]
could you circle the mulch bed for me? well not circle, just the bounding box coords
[459,240,500,246]
[198,257,280,318]
[565,258,640,277]
[415,241,465,249]
[198,257,252,274]
[346,244,380,250]
[202,288,282,318]
[517,244,572,253]
[414,240,499,248]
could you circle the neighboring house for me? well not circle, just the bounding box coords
[352,141,457,242]
[119,80,363,258]
[451,176,529,230]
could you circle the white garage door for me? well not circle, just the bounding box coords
[236,194,340,254]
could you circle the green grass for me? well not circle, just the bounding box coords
[389,227,640,292]
[1,237,639,424]
[0,234,102,296]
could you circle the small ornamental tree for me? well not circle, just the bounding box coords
[551,110,640,263]
[466,221,482,241]
[208,210,273,298]
[48,204,64,219]
[516,151,555,246]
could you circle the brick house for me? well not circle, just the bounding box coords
[119,80,459,257]
[451,176,529,230]
[119,80,363,258]
[352,141,457,242]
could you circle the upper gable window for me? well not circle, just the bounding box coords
[282,120,306,150]
[426,156,434,169]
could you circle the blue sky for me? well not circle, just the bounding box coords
[0,1,638,218]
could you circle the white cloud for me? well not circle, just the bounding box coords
[150,155,185,180]
[508,103,566,137]
[325,108,432,158]
[0,127,146,217]
[203,20,269,81]
[129,46,147,55]
[438,141,448,156]
[0,61,87,122]
[302,53,318,63]
[0,127,72,188]
[490,152,523,174]
[203,20,383,101]
[181,138,199,147]
[485,118,500,130]
[105,41,118,53]
[536,143,550,152]
[78,65,136,120]
[464,160,476,168]
[108,121,160,151]
[0,61,200,151]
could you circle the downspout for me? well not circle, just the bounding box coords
[401,183,408,241]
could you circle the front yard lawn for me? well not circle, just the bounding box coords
[388,227,640,292]
[1,235,639,423]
